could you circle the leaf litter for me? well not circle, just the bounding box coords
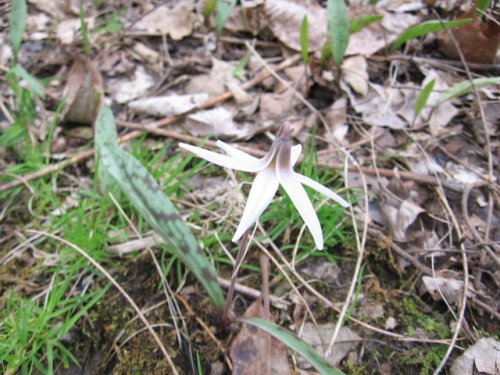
[1,0,499,373]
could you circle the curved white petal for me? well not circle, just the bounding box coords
[276,150,324,250]
[179,143,264,172]
[216,140,259,162]
[291,144,302,166]
[295,173,350,208]
[232,167,279,243]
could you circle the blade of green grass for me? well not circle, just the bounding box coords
[239,317,346,375]
[436,76,500,105]
[215,0,237,36]
[10,65,45,99]
[414,78,436,120]
[391,19,471,51]
[9,0,27,58]
[327,0,350,66]
[349,14,383,34]
[300,15,309,65]
[95,107,224,308]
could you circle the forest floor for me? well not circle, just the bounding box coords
[0,0,499,374]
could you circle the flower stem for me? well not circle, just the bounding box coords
[259,254,270,321]
[221,229,250,325]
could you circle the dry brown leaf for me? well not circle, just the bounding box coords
[450,338,500,375]
[185,58,243,96]
[299,323,361,368]
[135,1,202,40]
[421,276,464,304]
[264,0,327,52]
[342,55,369,96]
[186,107,253,139]
[128,93,209,117]
[107,66,154,103]
[346,8,419,56]
[438,8,500,64]
[381,199,425,241]
[61,57,103,125]
[230,300,292,375]
[346,83,407,129]
[325,97,349,145]
[57,17,94,44]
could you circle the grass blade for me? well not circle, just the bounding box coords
[96,110,224,308]
[414,78,436,120]
[391,19,471,52]
[9,0,27,58]
[215,0,237,36]
[10,65,45,99]
[327,0,350,66]
[239,317,346,375]
[349,14,383,34]
[437,76,500,105]
[300,15,309,65]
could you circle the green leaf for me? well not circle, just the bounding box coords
[436,76,500,105]
[9,0,27,57]
[239,317,346,375]
[391,19,471,52]
[203,0,217,18]
[349,14,383,34]
[97,118,224,309]
[94,105,118,193]
[215,0,237,36]
[476,0,491,14]
[327,0,350,66]
[300,15,309,65]
[414,78,435,120]
[10,65,45,99]
[233,48,252,79]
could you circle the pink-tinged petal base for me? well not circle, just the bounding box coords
[295,173,350,208]
[276,149,324,250]
[232,167,279,242]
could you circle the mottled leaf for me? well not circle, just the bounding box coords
[9,0,27,57]
[96,107,224,309]
[100,142,224,309]
[414,78,435,120]
[327,0,350,66]
[436,76,500,105]
[239,317,346,375]
[94,106,117,194]
[391,19,471,51]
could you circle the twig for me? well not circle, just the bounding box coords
[27,229,180,375]
[0,55,301,193]
[217,277,290,309]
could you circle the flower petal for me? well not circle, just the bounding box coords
[216,140,259,162]
[291,144,302,166]
[276,148,324,250]
[295,173,350,208]
[179,143,263,172]
[232,167,279,243]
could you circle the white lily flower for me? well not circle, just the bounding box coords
[179,122,349,250]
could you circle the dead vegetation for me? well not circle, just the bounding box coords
[0,0,499,374]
